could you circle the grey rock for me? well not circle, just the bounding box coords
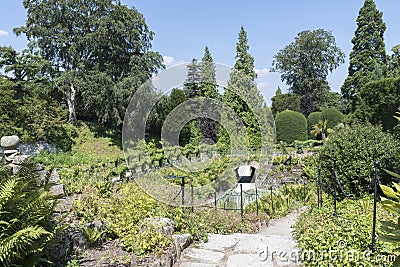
[227,254,273,267]
[9,164,22,175]
[112,176,121,183]
[12,154,28,165]
[54,197,74,213]
[3,150,19,161]
[142,217,175,235]
[173,233,192,251]
[49,168,60,184]
[37,170,50,185]
[182,248,225,263]
[70,229,88,253]
[50,184,65,197]
[1,135,20,149]
[35,163,45,171]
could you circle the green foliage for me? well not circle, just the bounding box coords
[0,161,57,266]
[318,123,400,197]
[321,107,344,131]
[0,75,75,151]
[246,184,316,219]
[356,77,400,131]
[65,259,80,267]
[34,123,125,195]
[78,225,104,247]
[271,88,301,116]
[295,197,397,266]
[184,59,201,98]
[307,112,322,139]
[222,26,266,150]
[16,0,163,125]
[275,110,308,144]
[341,0,387,113]
[272,29,345,104]
[389,45,400,77]
[379,171,400,258]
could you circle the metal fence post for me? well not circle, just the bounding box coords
[240,184,244,222]
[371,161,379,252]
[181,176,185,207]
[333,159,337,219]
[270,186,274,215]
[256,186,259,216]
[214,191,217,209]
[318,167,322,209]
[190,177,194,212]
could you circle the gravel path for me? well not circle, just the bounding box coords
[174,208,304,267]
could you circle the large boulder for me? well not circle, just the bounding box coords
[1,135,20,150]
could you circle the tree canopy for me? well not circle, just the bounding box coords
[341,0,387,113]
[272,29,344,104]
[15,0,163,126]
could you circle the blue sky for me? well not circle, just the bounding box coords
[1,0,400,103]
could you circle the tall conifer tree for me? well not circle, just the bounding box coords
[341,0,387,113]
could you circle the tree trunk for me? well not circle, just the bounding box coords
[67,83,77,123]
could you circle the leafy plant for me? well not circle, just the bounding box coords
[295,197,397,266]
[0,161,57,266]
[318,123,400,197]
[379,171,400,262]
[79,225,104,247]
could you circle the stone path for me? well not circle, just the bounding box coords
[174,208,304,267]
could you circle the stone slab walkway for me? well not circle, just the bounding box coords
[174,209,304,267]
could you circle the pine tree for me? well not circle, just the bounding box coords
[198,46,219,142]
[184,58,201,98]
[200,46,218,98]
[341,0,387,113]
[220,26,265,150]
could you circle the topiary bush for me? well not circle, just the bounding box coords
[318,123,400,197]
[307,112,322,139]
[321,107,344,131]
[275,110,308,144]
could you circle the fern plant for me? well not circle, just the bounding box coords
[0,160,57,266]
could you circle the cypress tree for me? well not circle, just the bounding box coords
[341,0,387,113]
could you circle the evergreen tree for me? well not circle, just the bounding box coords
[184,58,201,98]
[200,46,218,98]
[198,46,219,142]
[221,26,265,150]
[389,45,400,77]
[271,87,301,116]
[341,0,387,113]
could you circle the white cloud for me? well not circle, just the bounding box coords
[255,68,270,77]
[0,30,8,36]
[163,55,185,68]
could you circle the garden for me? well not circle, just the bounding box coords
[1,0,400,266]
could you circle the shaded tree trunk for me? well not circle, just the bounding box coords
[67,83,76,123]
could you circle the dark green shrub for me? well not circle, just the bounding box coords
[321,107,344,130]
[318,123,400,197]
[307,112,322,139]
[275,110,307,144]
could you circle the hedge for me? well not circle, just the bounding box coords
[321,107,344,130]
[275,110,307,144]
